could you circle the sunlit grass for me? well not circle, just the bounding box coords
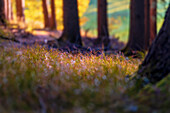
[0,45,169,112]
[0,45,141,112]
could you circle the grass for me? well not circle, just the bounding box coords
[0,45,169,113]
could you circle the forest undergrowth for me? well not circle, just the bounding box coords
[0,44,169,113]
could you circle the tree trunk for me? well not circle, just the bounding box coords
[144,0,157,50]
[50,0,56,30]
[149,0,157,44]
[0,0,6,26]
[4,0,7,20]
[123,0,145,55]
[42,0,50,28]
[144,0,150,50]
[58,0,82,46]
[16,0,25,22]
[8,0,13,21]
[4,0,13,21]
[137,5,170,84]
[123,0,157,55]
[97,0,110,48]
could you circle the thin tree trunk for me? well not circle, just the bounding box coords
[4,0,7,19]
[7,0,10,20]
[11,0,14,20]
[0,0,6,26]
[16,0,25,22]
[8,0,12,21]
[5,0,13,21]
[150,0,157,44]
[137,5,170,84]
[97,0,110,48]
[42,0,50,28]
[58,0,82,46]
[50,0,56,30]
[144,0,150,50]
[144,0,157,50]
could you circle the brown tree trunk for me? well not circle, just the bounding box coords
[58,0,82,46]
[8,0,13,21]
[97,0,110,48]
[16,0,25,22]
[50,0,56,30]
[150,0,157,44]
[4,0,13,21]
[0,0,6,26]
[144,0,157,50]
[123,0,145,55]
[4,0,7,20]
[42,0,50,28]
[137,5,170,85]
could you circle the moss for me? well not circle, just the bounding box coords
[133,75,170,112]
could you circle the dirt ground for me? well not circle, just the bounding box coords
[0,26,125,52]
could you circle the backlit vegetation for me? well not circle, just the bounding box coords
[0,45,169,112]
[22,0,89,30]
[0,45,140,112]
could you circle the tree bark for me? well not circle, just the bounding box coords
[137,5,170,84]
[123,0,157,55]
[144,0,157,50]
[97,0,110,48]
[16,0,25,22]
[4,0,13,21]
[144,0,150,50]
[42,0,50,28]
[50,0,56,30]
[150,0,157,44]
[123,0,145,55]
[58,0,82,46]
[0,0,6,26]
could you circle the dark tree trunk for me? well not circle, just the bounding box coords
[42,0,50,28]
[123,0,157,55]
[4,0,7,19]
[144,0,150,50]
[58,0,82,46]
[16,0,25,22]
[137,5,170,84]
[123,0,145,54]
[97,0,110,48]
[50,0,56,29]
[0,0,6,26]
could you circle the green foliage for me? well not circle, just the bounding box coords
[0,28,14,39]
[0,28,8,38]
[134,75,170,112]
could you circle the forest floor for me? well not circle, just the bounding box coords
[0,26,170,113]
[0,26,124,51]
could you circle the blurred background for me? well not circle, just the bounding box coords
[10,0,169,42]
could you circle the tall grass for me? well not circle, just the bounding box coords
[0,46,141,112]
